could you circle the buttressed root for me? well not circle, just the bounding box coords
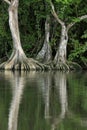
[54,62,70,71]
[53,61,82,71]
[0,57,82,71]
[0,58,49,71]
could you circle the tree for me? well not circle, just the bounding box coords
[36,15,52,63]
[36,0,52,63]
[49,0,87,70]
[0,0,46,70]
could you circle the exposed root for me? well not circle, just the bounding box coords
[0,57,49,71]
[53,62,70,71]
[51,61,82,71]
[0,55,82,71]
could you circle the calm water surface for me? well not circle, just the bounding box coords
[0,71,87,130]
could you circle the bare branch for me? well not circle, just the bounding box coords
[67,15,87,31]
[4,0,11,5]
[50,1,64,26]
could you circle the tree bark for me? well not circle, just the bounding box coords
[1,0,27,70]
[54,24,68,64]
[36,15,52,63]
[8,0,26,61]
[50,1,68,69]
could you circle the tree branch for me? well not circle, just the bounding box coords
[67,15,87,31]
[50,1,64,26]
[4,0,11,5]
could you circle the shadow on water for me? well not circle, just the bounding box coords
[1,71,87,130]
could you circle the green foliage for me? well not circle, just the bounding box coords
[81,30,87,39]
[19,0,48,57]
[68,72,87,117]
[68,40,87,67]
[56,0,72,4]
[71,17,81,22]
[0,2,12,59]
[56,0,81,4]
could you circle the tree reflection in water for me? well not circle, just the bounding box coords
[37,72,52,119]
[4,71,87,130]
[7,72,25,130]
[41,72,87,130]
[37,72,68,130]
[36,71,68,129]
[51,72,68,130]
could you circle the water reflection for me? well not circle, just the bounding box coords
[7,72,25,130]
[2,71,87,130]
[32,71,68,130]
[6,71,39,130]
[55,72,68,118]
[51,72,68,130]
[36,72,52,119]
[36,71,87,130]
[36,72,68,119]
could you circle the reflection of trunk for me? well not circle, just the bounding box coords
[44,74,50,119]
[51,72,68,130]
[8,72,24,130]
[36,15,52,63]
[54,25,68,64]
[37,72,52,119]
[42,73,51,119]
[55,72,68,118]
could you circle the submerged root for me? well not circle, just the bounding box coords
[0,57,49,71]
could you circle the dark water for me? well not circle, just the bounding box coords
[0,71,87,130]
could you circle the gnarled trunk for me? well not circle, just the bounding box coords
[50,1,69,70]
[0,0,25,69]
[7,0,27,66]
[54,24,68,65]
[36,15,52,63]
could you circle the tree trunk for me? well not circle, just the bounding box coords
[0,0,47,70]
[50,1,69,70]
[54,24,68,65]
[36,15,52,63]
[8,0,27,63]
